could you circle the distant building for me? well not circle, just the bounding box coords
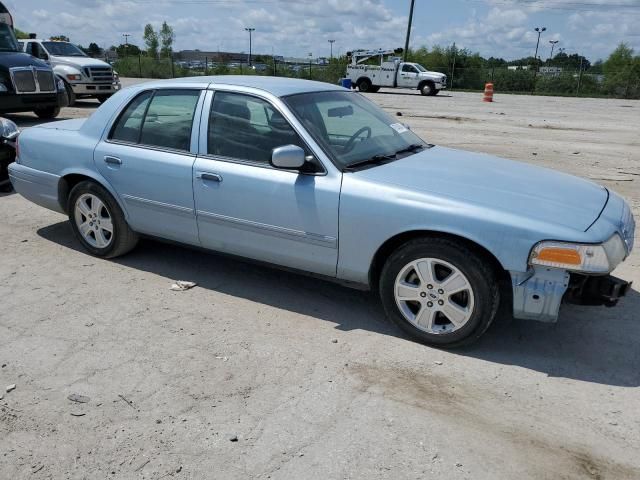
[508,65,530,71]
[539,66,563,77]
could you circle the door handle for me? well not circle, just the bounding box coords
[198,172,223,183]
[104,156,122,165]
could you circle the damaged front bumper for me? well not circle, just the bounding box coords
[511,268,632,322]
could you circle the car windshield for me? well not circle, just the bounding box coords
[42,41,86,57]
[284,90,428,169]
[414,64,426,72]
[0,23,19,52]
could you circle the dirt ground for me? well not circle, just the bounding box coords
[1,81,639,480]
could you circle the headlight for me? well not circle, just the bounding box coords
[529,235,627,273]
[66,74,81,81]
[0,118,19,141]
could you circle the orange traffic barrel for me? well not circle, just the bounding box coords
[483,83,494,102]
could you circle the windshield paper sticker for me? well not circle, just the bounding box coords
[390,123,408,134]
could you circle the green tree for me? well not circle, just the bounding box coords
[143,24,159,59]
[87,42,102,57]
[49,35,70,42]
[116,43,141,57]
[14,27,29,39]
[159,21,174,59]
[603,43,640,98]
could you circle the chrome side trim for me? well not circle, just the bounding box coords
[122,194,194,217]
[196,210,338,248]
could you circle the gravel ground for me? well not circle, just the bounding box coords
[1,81,639,480]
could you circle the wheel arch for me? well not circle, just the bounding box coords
[418,79,435,91]
[368,230,509,291]
[57,170,129,219]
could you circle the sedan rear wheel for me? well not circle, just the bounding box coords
[68,181,138,258]
[380,238,500,348]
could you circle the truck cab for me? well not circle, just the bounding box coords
[346,48,447,96]
[0,20,68,119]
[20,37,121,106]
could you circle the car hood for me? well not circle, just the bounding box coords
[352,146,607,232]
[53,56,111,68]
[419,71,445,79]
[0,51,50,69]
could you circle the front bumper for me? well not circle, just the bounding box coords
[0,91,67,114]
[565,274,632,307]
[70,82,121,96]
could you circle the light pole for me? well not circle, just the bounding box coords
[328,39,335,60]
[403,0,416,62]
[533,27,546,64]
[548,40,559,62]
[245,27,255,67]
[122,33,130,58]
[308,52,313,78]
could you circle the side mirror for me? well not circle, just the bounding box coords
[271,145,305,169]
[0,118,19,142]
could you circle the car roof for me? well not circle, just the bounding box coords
[139,75,346,98]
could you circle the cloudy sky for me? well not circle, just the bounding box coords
[5,0,640,61]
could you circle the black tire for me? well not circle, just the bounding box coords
[433,89,441,96]
[358,79,372,92]
[379,237,500,348]
[64,81,76,107]
[33,107,61,119]
[68,180,138,258]
[369,85,380,93]
[97,95,112,104]
[419,81,436,96]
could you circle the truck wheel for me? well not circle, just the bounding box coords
[420,82,436,96]
[379,237,500,348]
[64,81,76,107]
[68,180,139,258]
[97,95,112,104]
[358,79,372,92]
[33,107,61,120]
[433,89,441,96]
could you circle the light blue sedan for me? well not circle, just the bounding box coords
[8,76,635,347]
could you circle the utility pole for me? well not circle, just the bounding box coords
[328,39,335,60]
[533,27,546,65]
[122,33,130,58]
[532,26,546,94]
[308,52,313,79]
[245,27,255,67]
[403,0,415,62]
[576,55,584,96]
[548,40,559,62]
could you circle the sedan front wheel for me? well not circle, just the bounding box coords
[380,238,500,348]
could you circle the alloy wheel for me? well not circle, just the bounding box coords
[394,258,475,334]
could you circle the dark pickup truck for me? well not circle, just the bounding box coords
[1,22,67,119]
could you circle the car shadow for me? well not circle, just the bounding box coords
[37,220,640,387]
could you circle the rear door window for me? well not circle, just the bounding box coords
[139,90,201,151]
[109,89,201,152]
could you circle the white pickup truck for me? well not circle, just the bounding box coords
[346,48,447,96]
[18,38,121,105]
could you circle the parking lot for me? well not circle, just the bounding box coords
[1,82,639,479]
